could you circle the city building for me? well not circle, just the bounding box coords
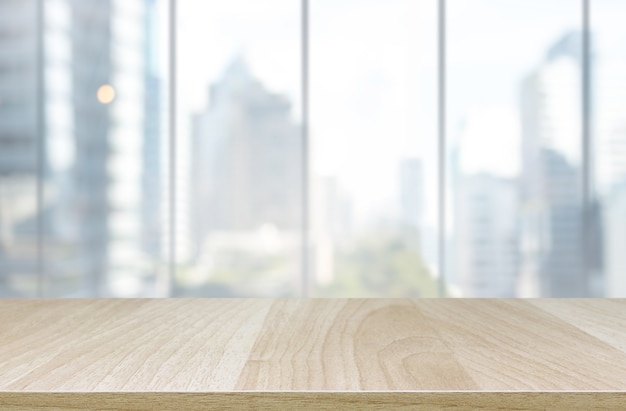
[591,27,626,297]
[520,32,588,297]
[399,158,424,231]
[0,0,161,297]
[0,0,40,295]
[141,0,164,269]
[191,58,302,236]
[189,58,303,293]
[455,173,519,297]
[603,182,626,297]
[451,106,521,297]
[311,174,353,287]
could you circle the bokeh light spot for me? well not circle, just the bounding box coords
[97,84,115,104]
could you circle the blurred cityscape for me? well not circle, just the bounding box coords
[1,0,625,297]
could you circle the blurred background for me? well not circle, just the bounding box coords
[0,0,624,298]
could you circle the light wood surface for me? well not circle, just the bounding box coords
[1,299,625,410]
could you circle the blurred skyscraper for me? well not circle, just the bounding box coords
[604,183,626,297]
[455,174,519,297]
[450,105,521,297]
[142,0,164,268]
[311,174,353,287]
[0,0,40,295]
[399,158,424,231]
[592,26,626,297]
[0,0,161,297]
[191,58,302,239]
[520,32,589,297]
[188,58,302,294]
[397,157,439,278]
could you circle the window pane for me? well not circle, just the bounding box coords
[6,0,623,300]
[593,0,626,297]
[310,0,440,297]
[448,0,583,297]
[42,0,169,297]
[0,0,39,297]
[176,0,302,297]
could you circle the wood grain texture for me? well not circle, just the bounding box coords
[1,299,625,410]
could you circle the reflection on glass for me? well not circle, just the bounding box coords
[176,0,302,297]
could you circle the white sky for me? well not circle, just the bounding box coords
[157,0,626,226]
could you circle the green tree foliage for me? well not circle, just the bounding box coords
[317,230,439,297]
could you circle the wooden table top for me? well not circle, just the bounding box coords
[1,299,625,410]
